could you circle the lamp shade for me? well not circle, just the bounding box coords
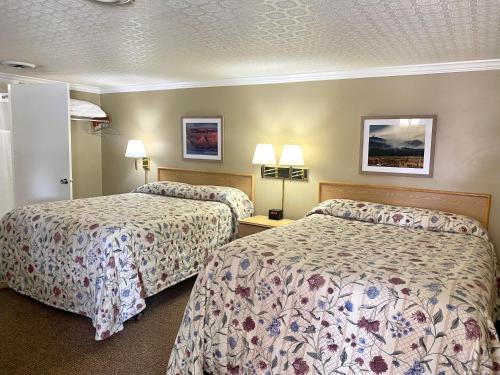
[252,144,276,165]
[125,140,146,158]
[279,145,304,166]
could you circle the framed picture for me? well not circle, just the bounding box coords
[182,116,223,161]
[360,115,437,177]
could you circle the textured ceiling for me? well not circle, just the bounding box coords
[0,0,499,90]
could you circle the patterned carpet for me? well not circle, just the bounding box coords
[0,277,195,375]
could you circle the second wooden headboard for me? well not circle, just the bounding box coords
[318,181,491,228]
[157,167,255,201]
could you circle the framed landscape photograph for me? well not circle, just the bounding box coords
[182,116,223,161]
[360,115,437,176]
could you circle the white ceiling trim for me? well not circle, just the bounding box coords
[0,72,102,94]
[98,59,500,94]
[1,59,500,95]
[68,83,102,94]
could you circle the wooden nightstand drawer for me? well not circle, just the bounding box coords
[237,215,295,239]
[238,222,268,238]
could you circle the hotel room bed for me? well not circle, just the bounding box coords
[167,189,499,374]
[0,174,254,340]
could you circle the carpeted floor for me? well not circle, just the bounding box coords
[0,277,195,375]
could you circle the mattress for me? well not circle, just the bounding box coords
[0,181,253,340]
[167,199,499,374]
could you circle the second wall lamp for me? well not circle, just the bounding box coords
[252,143,308,181]
[252,143,308,217]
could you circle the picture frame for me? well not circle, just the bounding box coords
[360,115,437,177]
[181,116,223,162]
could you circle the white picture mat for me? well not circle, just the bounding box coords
[361,118,434,175]
[182,117,222,160]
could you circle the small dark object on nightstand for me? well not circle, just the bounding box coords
[268,209,283,220]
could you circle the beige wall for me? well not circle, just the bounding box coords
[70,91,103,198]
[100,70,500,248]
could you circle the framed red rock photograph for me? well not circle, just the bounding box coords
[182,116,223,161]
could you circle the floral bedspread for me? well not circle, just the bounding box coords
[0,182,253,340]
[167,199,499,375]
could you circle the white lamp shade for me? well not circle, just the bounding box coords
[125,140,146,158]
[252,144,276,165]
[279,145,304,166]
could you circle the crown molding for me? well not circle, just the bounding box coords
[68,83,102,94]
[0,71,102,94]
[98,59,500,94]
[0,71,60,85]
[2,59,500,95]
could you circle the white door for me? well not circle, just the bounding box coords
[9,83,72,206]
[0,94,14,216]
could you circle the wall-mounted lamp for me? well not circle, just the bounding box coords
[252,143,308,217]
[252,144,277,177]
[253,144,308,181]
[279,144,308,180]
[125,139,150,183]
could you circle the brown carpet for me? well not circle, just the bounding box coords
[0,277,195,375]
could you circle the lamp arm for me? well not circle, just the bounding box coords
[282,177,285,213]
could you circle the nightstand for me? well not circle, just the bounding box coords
[237,215,295,238]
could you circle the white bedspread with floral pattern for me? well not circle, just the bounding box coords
[167,199,499,375]
[0,181,253,340]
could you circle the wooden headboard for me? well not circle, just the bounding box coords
[157,167,255,201]
[318,181,491,228]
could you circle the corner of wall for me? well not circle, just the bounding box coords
[69,90,104,198]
